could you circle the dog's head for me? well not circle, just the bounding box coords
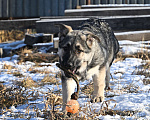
[57,24,100,78]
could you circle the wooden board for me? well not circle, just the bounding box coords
[65,7,150,16]
[36,15,150,33]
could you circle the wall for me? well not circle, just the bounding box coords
[0,0,150,18]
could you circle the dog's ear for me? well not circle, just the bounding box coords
[86,34,100,48]
[56,24,73,41]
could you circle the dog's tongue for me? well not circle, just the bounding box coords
[69,68,76,74]
[72,69,76,74]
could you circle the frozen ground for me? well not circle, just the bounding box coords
[0,40,149,120]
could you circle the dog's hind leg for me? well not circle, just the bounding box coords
[91,66,106,103]
[61,76,76,111]
[105,67,111,90]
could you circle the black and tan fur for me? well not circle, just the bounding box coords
[57,18,119,111]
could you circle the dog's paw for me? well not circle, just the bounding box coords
[105,86,111,90]
[90,96,104,103]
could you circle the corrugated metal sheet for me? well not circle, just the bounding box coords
[0,0,150,18]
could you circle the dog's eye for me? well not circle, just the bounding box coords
[75,45,83,54]
[76,49,84,54]
[76,49,81,54]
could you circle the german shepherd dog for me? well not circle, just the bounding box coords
[57,18,119,111]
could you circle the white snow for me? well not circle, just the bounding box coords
[0,40,149,119]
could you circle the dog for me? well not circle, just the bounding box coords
[57,18,119,111]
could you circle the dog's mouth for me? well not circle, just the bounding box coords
[68,66,80,75]
[59,64,80,76]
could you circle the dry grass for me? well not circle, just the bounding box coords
[18,53,59,63]
[81,82,94,95]
[0,30,25,43]
[41,75,60,85]
[0,84,27,109]
[0,29,36,43]
[22,77,39,88]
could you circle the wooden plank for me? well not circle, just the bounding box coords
[105,15,150,31]
[123,0,130,4]
[0,0,2,17]
[65,0,72,9]
[58,0,65,16]
[16,0,23,17]
[116,0,122,4]
[137,0,144,4]
[81,4,150,9]
[2,0,9,18]
[115,30,150,41]
[36,18,89,33]
[108,0,115,4]
[44,0,51,16]
[72,0,77,9]
[101,0,108,4]
[0,18,40,30]
[65,7,150,16]
[51,0,58,16]
[90,0,94,4]
[9,0,16,17]
[130,0,137,4]
[79,0,86,5]
[30,0,38,17]
[93,0,100,4]
[38,0,44,17]
[36,15,150,33]
[23,0,30,17]
[144,0,150,3]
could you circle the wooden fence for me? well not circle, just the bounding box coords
[0,0,150,18]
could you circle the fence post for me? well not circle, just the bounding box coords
[126,0,130,3]
[58,0,65,16]
[38,0,44,17]
[44,0,51,16]
[65,0,72,9]
[90,0,94,4]
[72,0,77,9]
[2,0,9,18]
[144,0,150,3]
[108,0,115,4]
[116,0,122,4]
[51,0,58,16]
[0,0,2,18]
[130,0,137,4]
[30,0,38,17]
[94,0,101,4]
[9,0,15,18]
[137,0,144,4]
[101,0,108,4]
[79,0,86,5]
[24,0,30,17]
[16,0,23,17]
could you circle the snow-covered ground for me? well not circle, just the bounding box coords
[0,40,149,120]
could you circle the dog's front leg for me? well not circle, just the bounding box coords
[61,75,76,111]
[91,66,106,103]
